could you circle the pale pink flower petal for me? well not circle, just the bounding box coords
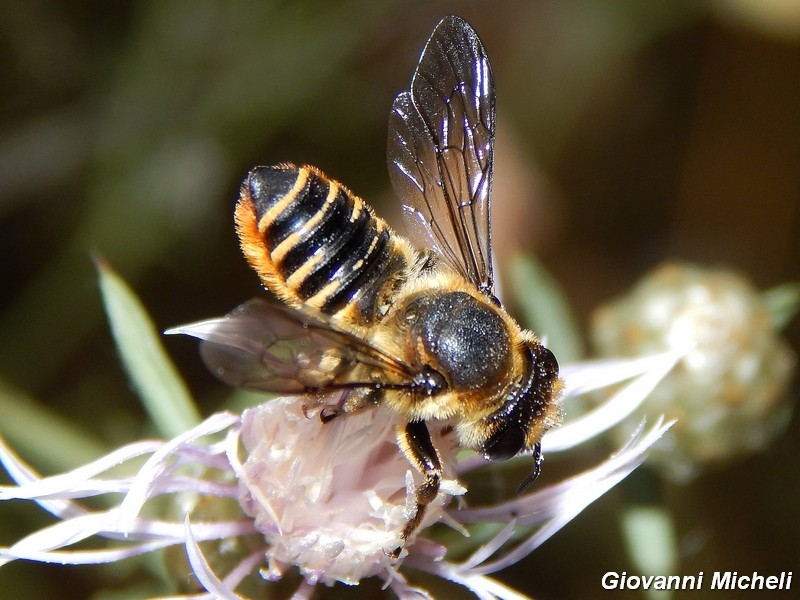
[237,396,464,586]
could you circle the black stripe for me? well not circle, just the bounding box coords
[296,206,373,298]
[322,229,391,314]
[247,166,298,215]
[277,187,352,277]
[351,249,408,319]
[263,175,329,248]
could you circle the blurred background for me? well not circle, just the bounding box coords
[1,0,798,598]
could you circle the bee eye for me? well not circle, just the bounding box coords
[482,426,525,461]
[415,366,447,396]
[537,346,559,377]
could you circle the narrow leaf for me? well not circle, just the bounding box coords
[620,505,678,579]
[97,259,200,438]
[761,282,800,330]
[0,379,108,471]
[509,254,584,364]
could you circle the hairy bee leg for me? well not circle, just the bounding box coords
[391,420,442,557]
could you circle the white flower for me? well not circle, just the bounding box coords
[236,396,463,585]
[592,262,796,481]
[0,349,678,599]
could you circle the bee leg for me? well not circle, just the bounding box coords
[391,420,442,557]
[300,400,342,422]
[318,390,376,423]
[517,441,543,494]
[319,407,341,423]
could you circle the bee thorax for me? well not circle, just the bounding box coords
[403,290,512,389]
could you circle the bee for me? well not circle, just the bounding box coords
[178,15,561,550]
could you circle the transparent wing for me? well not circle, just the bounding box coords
[387,15,496,295]
[167,299,416,394]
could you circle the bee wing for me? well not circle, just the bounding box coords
[167,298,416,393]
[387,15,495,296]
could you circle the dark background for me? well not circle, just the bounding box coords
[1,1,798,598]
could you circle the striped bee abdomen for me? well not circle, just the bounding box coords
[235,163,413,323]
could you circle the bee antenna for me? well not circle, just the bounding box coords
[517,442,543,495]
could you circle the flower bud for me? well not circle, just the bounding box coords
[592,262,796,482]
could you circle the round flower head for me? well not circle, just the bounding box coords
[236,396,463,586]
[592,262,796,482]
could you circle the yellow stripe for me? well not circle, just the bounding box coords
[270,179,338,263]
[257,167,310,234]
[308,279,342,308]
[306,228,383,308]
[361,228,381,259]
[268,231,301,263]
[285,250,325,289]
[350,195,363,222]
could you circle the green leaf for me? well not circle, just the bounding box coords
[0,379,108,471]
[97,258,201,438]
[620,504,678,600]
[761,282,800,330]
[509,254,584,364]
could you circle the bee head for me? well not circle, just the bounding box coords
[479,344,559,478]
